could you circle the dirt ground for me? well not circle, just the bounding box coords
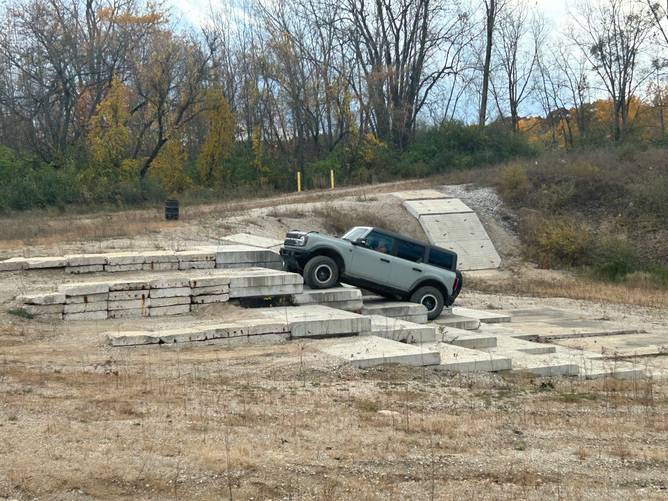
[1,183,667,500]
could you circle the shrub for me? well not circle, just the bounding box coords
[523,214,593,268]
[496,164,530,204]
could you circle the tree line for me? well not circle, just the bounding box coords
[0,0,666,209]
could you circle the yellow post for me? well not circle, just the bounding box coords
[330,169,335,190]
[297,171,301,192]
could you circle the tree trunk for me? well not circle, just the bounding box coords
[479,0,495,127]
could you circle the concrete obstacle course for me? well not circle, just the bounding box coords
[16,268,302,320]
[0,245,284,274]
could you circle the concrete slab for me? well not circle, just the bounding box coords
[105,253,147,265]
[22,304,64,316]
[403,198,472,218]
[141,262,179,272]
[222,233,283,249]
[422,343,512,372]
[63,301,108,314]
[64,292,108,304]
[361,300,428,323]
[108,309,149,319]
[108,299,150,311]
[451,307,511,323]
[174,250,216,262]
[292,287,363,305]
[554,333,668,358]
[150,304,192,317]
[17,293,66,305]
[488,335,556,354]
[319,336,441,368]
[230,284,303,298]
[437,326,497,349]
[149,276,191,289]
[59,282,110,296]
[259,305,370,338]
[433,314,480,330]
[368,315,440,343]
[66,265,105,274]
[189,276,232,288]
[191,285,230,296]
[391,189,445,201]
[104,264,144,272]
[420,212,501,270]
[63,310,108,321]
[149,287,192,298]
[0,257,28,271]
[503,351,580,377]
[109,280,151,291]
[150,296,191,307]
[66,254,108,266]
[191,294,230,304]
[108,290,150,301]
[178,261,216,270]
[504,320,642,342]
[214,245,283,266]
[24,256,67,269]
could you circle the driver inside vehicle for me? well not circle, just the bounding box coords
[367,234,391,254]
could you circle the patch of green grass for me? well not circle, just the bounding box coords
[8,308,32,319]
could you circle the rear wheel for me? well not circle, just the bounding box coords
[303,255,340,289]
[410,286,445,321]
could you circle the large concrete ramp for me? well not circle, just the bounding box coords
[396,190,501,271]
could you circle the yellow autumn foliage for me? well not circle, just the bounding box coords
[197,88,236,186]
[149,138,191,195]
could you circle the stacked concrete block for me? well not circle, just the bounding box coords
[106,305,366,347]
[360,300,428,324]
[1,242,286,274]
[16,293,66,320]
[0,257,28,272]
[58,282,110,320]
[227,268,302,298]
[291,287,363,312]
[189,275,231,306]
[215,245,284,270]
[367,315,440,344]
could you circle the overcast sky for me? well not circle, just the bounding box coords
[171,0,572,31]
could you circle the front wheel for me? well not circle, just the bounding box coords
[303,255,340,289]
[410,286,445,321]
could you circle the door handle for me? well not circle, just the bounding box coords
[380,258,390,263]
[412,267,422,272]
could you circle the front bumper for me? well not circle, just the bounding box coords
[279,247,310,271]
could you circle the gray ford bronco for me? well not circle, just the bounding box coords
[280,227,462,320]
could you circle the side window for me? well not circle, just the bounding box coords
[428,247,456,270]
[364,231,394,254]
[396,239,426,263]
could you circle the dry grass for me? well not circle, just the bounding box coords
[311,204,405,236]
[1,326,667,500]
[467,271,668,309]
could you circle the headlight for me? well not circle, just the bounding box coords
[295,235,308,246]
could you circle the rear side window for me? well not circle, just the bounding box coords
[396,239,426,263]
[365,231,395,254]
[428,247,456,270]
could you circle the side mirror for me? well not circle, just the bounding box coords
[354,238,367,246]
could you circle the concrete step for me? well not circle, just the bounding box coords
[17,268,303,320]
[107,305,368,346]
[420,343,512,372]
[437,326,497,349]
[451,307,511,324]
[1,244,284,274]
[367,315,440,344]
[433,313,480,330]
[292,287,363,312]
[361,300,428,324]
[318,336,441,368]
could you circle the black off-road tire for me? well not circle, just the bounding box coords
[410,285,445,321]
[303,255,340,289]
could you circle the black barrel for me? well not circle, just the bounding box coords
[165,199,179,220]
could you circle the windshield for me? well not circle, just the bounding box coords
[342,227,370,241]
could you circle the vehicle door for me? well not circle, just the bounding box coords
[391,238,428,290]
[347,230,398,287]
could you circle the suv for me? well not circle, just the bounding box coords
[280,226,462,320]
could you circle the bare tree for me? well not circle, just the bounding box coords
[491,2,542,132]
[570,0,653,140]
[479,0,506,126]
